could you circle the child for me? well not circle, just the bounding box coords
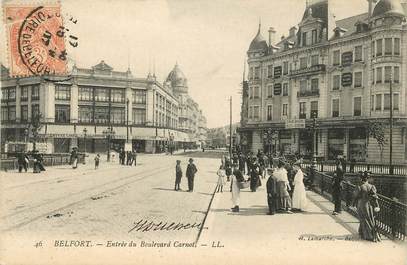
[216,165,225,192]
[94,154,100,169]
[175,160,182,191]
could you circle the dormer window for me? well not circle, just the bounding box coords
[311,29,318,44]
[333,27,347,38]
[302,32,307,46]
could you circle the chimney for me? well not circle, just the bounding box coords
[268,27,276,46]
[289,26,297,37]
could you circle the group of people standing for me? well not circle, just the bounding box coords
[174,158,198,192]
[16,151,45,173]
[118,149,138,166]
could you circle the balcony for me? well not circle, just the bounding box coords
[290,64,326,77]
[297,89,320,97]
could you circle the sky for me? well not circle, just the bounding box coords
[1,0,369,128]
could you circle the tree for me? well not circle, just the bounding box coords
[368,120,387,162]
[30,113,43,152]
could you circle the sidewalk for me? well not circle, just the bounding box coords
[198,177,407,265]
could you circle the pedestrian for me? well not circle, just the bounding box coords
[17,152,28,173]
[238,153,246,174]
[120,149,126,165]
[70,147,79,169]
[332,163,344,215]
[216,165,225,193]
[94,154,100,169]
[132,150,137,166]
[231,164,245,212]
[291,163,307,212]
[249,158,260,192]
[274,160,292,213]
[175,160,182,191]
[225,156,232,182]
[266,168,278,215]
[186,158,198,192]
[352,171,381,242]
[126,151,132,165]
[33,152,45,173]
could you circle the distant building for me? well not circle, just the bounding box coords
[239,0,407,163]
[1,61,207,153]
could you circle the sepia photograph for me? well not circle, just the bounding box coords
[0,0,406,264]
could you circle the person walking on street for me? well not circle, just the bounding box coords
[291,163,307,212]
[231,164,245,212]
[94,154,100,169]
[70,147,79,169]
[249,159,260,192]
[238,153,246,174]
[186,158,197,192]
[175,160,182,191]
[352,171,381,242]
[274,160,292,213]
[332,162,344,215]
[132,150,137,166]
[266,168,278,215]
[17,152,29,173]
[216,165,225,193]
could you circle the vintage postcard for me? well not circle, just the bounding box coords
[1,0,406,264]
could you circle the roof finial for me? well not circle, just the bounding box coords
[258,17,261,33]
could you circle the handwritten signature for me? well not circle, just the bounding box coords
[128,219,202,233]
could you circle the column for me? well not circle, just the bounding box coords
[145,88,154,126]
[344,128,349,158]
[319,129,328,159]
[126,86,133,125]
[40,80,55,123]
[70,82,79,123]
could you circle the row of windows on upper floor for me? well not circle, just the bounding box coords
[248,37,401,80]
[1,85,40,102]
[247,93,400,122]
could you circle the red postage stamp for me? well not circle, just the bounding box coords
[5,4,67,77]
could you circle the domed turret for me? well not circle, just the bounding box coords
[248,23,268,56]
[166,63,188,94]
[372,0,406,18]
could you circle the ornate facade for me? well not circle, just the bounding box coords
[239,0,407,163]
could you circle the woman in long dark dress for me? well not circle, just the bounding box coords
[250,159,260,192]
[352,171,381,242]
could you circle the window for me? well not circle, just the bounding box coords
[133,109,146,125]
[8,106,16,121]
[394,38,400,55]
[31,85,39,100]
[282,83,288,96]
[21,86,28,101]
[283,61,289,75]
[354,72,363,88]
[253,86,260,98]
[333,50,340,65]
[111,89,125,103]
[355,46,363,62]
[79,106,93,123]
[249,67,254,80]
[394,66,400,83]
[375,94,382,111]
[94,107,109,123]
[371,95,374,111]
[55,105,70,123]
[302,32,308,46]
[311,55,319,66]
[332,99,339,117]
[311,101,318,118]
[393,93,399,110]
[384,66,392,83]
[267,105,272,121]
[55,85,71,100]
[253,106,260,119]
[376,67,382,83]
[31,105,39,119]
[133,90,146,104]
[1,107,7,121]
[267,85,273,98]
[312,29,318,44]
[111,108,125,124]
[79,87,93,101]
[384,93,390,110]
[21,105,28,121]
[299,102,306,119]
[282,104,288,116]
[353,97,361,116]
[254,67,260,79]
[300,57,307,69]
[376,39,382,56]
[267,65,273,78]
[311,78,319,91]
[95,88,109,102]
[300,80,307,92]
[333,75,340,90]
[384,38,392,55]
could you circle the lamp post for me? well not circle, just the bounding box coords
[103,126,115,162]
[126,98,129,143]
[389,72,393,175]
[83,128,87,164]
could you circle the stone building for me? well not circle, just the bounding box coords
[1,61,207,153]
[239,0,407,163]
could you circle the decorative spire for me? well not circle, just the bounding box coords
[258,17,261,34]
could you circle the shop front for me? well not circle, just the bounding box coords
[349,127,367,162]
[328,128,345,160]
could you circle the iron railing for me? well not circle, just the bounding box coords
[1,153,85,171]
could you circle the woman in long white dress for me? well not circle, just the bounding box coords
[292,164,307,211]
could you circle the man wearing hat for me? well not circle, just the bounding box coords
[186,158,198,192]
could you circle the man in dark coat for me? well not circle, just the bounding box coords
[266,169,277,215]
[238,153,246,174]
[332,163,344,215]
[17,152,29,173]
[186,158,198,192]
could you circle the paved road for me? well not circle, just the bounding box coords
[0,153,221,244]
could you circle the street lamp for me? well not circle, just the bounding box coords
[389,73,394,175]
[83,128,87,164]
[126,98,129,143]
[103,126,115,162]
